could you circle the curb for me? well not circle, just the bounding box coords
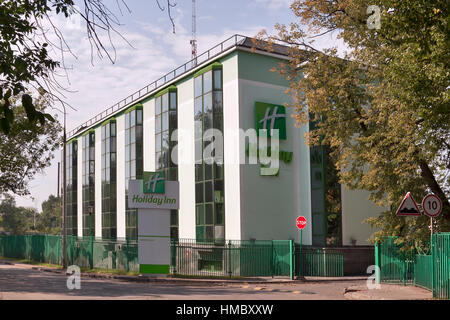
[30,266,305,285]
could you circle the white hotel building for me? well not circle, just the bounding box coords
[64,35,384,248]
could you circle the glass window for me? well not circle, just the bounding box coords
[162,93,169,112]
[203,71,212,93]
[156,97,161,114]
[156,133,162,152]
[155,115,161,133]
[137,109,143,125]
[194,97,203,120]
[194,76,202,97]
[170,92,177,110]
[162,112,168,131]
[213,70,222,90]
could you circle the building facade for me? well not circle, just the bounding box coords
[65,35,384,246]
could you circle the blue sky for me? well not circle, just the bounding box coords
[15,0,343,209]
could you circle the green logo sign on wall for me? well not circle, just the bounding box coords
[255,102,287,139]
[143,172,165,194]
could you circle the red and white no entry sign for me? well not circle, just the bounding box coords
[296,216,307,230]
[422,194,443,218]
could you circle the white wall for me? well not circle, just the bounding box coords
[77,137,83,237]
[94,126,102,238]
[143,98,155,173]
[222,54,242,240]
[177,78,196,239]
[116,115,126,238]
[341,186,385,245]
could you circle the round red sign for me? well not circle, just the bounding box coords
[296,216,307,230]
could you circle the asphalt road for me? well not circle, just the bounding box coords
[0,261,365,300]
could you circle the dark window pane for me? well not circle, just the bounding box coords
[205,204,213,224]
[195,183,203,204]
[204,181,213,202]
[195,164,203,182]
[196,204,204,225]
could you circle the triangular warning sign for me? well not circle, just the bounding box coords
[396,192,422,216]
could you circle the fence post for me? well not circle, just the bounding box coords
[290,240,294,280]
[375,241,381,285]
[228,240,232,278]
[126,237,129,273]
[431,234,435,298]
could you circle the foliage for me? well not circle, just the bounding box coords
[36,195,61,235]
[260,0,450,245]
[0,92,61,196]
[0,194,35,234]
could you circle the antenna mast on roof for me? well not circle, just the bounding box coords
[190,0,198,66]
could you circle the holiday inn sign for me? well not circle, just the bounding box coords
[128,172,179,210]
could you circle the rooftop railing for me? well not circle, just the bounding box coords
[67,34,248,139]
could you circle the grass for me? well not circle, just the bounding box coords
[0,256,139,276]
[0,256,62,269]
[171,274,244,280]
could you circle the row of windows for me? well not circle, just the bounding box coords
[125,108,143,240]
[102,122,117,239]
[155,91,179,239]
[66,66,222,241]
[194,68,224,242]
[65,141,78,236]
[82,132,95,236]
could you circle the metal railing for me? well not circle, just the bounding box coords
[376,234,450,299]
[67,34,248,139]
[0,234,138,272]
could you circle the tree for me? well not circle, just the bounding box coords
[0,194,34,235]
[0,92,61,196]
[0,0,178,134]
[260,0,449,246]
[36,195,61,235]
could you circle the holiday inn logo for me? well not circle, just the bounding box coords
[143,172,165,194]
[255,102,287,139]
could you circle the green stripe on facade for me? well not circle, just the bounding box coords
[101,117,116,126]
[124,103,143,114]
[66,138,78,145]
[154,85,177,99]
[194,62,223,78]
[82,129,96,137]
[139,264,170,274]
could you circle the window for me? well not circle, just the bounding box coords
[155,89,178,239]
[102,121,117,239]
[125,107,143,239]
[82,132,95,236]
[65,140,78,236]
[194,66,224,242]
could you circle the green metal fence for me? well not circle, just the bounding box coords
[0,234,61,265]
[0,234,138,272]
[432,233,450,300]
[170,239,293,278]
[295,246,344,277]
[376,234,450,300]
[170,239,343,278]
[414,254,433,290]
[376,237,415,285]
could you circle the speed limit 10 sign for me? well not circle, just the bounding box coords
[422,194,443,218]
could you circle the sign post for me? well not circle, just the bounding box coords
[421,193,442,239]
[128,172,179,276]
[296,216,307,277]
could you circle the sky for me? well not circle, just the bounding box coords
[14,0,344,210]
